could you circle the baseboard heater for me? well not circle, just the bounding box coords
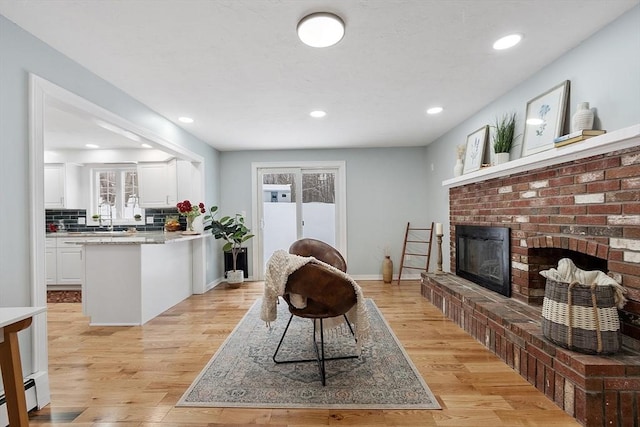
[0,379,38,426]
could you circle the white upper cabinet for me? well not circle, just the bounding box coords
[137,162,171,207]
[44,163,83,209]
[137,159,193,208]
[44,164,65,208]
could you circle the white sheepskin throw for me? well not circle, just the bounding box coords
[260,249,371,348]
[540,258,627,309]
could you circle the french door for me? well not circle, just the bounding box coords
[251,161,346,279]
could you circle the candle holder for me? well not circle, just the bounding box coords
[435,232,444,275]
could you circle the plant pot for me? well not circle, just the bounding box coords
[495,152,510,165]
[226,270,244,288]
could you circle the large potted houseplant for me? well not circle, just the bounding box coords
[204,206,254,288]
[493,112,518,165]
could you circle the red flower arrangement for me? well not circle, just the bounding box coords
[176,200,206,232]
[176,200,206,218]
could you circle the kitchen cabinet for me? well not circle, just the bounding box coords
[45,238,84,288]
[45,238,57,285]
[56,246,84,284]
[44,163,83,209]
[137,161,172,207]
[137,159,194,207]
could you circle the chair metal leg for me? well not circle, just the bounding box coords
[273,314,358,386]
[272,313,295,363]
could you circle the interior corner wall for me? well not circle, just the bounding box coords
[0,14,220,381]
[219,146,430,278]
[423,5,640,273]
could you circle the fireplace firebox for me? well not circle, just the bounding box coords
[455,225,510,297]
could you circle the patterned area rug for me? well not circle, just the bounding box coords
[178,298,440,409]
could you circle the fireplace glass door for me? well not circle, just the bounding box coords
[456,225,511,297]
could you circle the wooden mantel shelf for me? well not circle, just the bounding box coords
[443,124,640,188]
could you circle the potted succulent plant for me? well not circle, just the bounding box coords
[204,206,254,288]
[492,112,518,165]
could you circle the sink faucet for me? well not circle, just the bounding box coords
[98,202,114,231]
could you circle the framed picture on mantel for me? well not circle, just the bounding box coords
[462,125,488,174]
[522,80,570,156]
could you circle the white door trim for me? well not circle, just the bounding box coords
[28,74,207,392]
[251,161,347,280]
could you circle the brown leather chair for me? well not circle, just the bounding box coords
[272,238,358,385]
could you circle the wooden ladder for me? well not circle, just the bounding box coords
[397,222,434,284]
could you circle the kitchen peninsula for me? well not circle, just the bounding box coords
[56,231,209,326]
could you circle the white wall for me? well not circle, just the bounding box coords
[220,147,430,277]
[424,5,640,272]
[0,15,221,382]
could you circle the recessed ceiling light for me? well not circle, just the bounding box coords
[297,12,345,48]
[178,116,194,123]
[310,110,327,118]
[85,143,99,149]
[426,107,444,115]
[141,143,152,148]
[493,34,522,50]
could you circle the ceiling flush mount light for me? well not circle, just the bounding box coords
[141,143,153,148]
[178,116,194,123]
[426,107,444,115]
[310,110,327,118]
[493,34,522,50]
[297,12,345,48]
[85,143,99,149]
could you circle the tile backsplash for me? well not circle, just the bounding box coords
[45,208,184,233]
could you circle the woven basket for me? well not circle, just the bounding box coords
[541,278,621,354]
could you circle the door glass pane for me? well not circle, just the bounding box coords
[302,171,336,246]
[262,172,297,267]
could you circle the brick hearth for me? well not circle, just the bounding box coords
[421,273,640,427]
[432,131,640,426]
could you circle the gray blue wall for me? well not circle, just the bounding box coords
[425,5,640,270]
[0,15,221,377]
[220,147,429,276]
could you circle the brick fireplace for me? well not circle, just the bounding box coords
[422,126,640,426]
[449,130,640,342]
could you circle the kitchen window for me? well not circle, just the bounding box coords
[91,166,143,224]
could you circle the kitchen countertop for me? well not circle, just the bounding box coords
[46,231,209,245]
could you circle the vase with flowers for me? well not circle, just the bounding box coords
[176,200,206,234]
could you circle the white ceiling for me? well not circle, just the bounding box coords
[1,0,638,152]
[44,100,155,151]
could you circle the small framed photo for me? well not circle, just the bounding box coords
[522,80,570,156]
[462,125,488,174]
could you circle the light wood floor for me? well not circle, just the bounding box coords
[30,280,580,426]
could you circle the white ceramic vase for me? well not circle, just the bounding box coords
[495,152,510,165]
[453,158,463,177]
[571,102,594,133]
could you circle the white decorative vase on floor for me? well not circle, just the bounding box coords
[571,102,594,133]
[226,270,244,288]
[453,158,464,177]
[494,152,510,165]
